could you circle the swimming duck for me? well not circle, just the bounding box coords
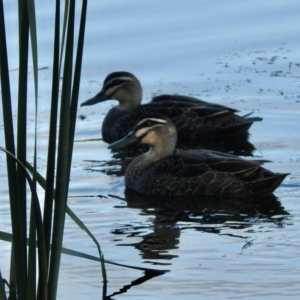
[81,71,262,145]
[108,114,288,197]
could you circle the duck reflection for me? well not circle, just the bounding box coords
[111,191,288,261]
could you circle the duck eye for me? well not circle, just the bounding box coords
[145,121,152,127]
[114,79,121,85]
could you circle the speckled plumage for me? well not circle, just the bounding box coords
[81,71,262,144]
[108,114,288,197]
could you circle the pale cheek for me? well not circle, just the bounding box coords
[106,86,118,97]
[142,131,160,145]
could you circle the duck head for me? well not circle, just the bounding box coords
[108,114,177,159]
[81,71,142,111]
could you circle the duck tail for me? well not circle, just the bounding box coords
[224,115,263,129]
[221,114,262,136]
[247,173,289,195]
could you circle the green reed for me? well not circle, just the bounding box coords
[0,1,102,299]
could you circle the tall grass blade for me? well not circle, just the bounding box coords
[17,0,29,235]
[9,249,17,299]
[68,0,87,172]
[0,147,48,299]
[59,0,70,74]
[0,270,8,300]
[28,204,37,299]
[17,1,31,298]
[43,0,60,267]
[48,1,76,298]
[25,0,39,298]
[0,0,27,297]
[26,0,38,100]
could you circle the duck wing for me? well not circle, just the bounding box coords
[143,101,238,136]
[154,149,268,179]
[152,94,238,112]
[152,95,262,126]
[110,102,229,139]
[136,150,287,197]
[111,97,261,142]
[147,98,261,138]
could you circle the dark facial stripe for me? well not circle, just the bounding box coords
[135,118,167,139]
[104,78,130,92]
[136,118,167,130]
[104,71,134,84]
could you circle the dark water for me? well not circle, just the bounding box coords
[1,1,300,299]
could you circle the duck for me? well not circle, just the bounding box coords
[108,114,288,198]
[80,71,262,146]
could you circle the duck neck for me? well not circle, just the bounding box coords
[102,107,128,142]
[146,142,173,162]
[147,127,177,161]
[125,128,177,189]
[118,93,141,111]
[138,131,176,171]
[117,82,143,111]
[125,142,173,188]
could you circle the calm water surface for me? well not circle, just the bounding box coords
[1,1,300,299]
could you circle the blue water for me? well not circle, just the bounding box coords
[0,1,300,299]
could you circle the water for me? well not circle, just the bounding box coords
[1,1,300,299]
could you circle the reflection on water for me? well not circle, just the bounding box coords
[106,271,166,299]
[111,191,288,262]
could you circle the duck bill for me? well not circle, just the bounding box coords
[108,131,138,149]
[80,90,108,107]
